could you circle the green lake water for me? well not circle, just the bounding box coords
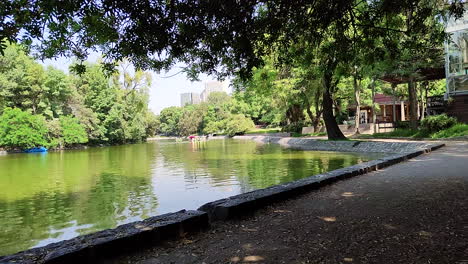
[0,139,381,255]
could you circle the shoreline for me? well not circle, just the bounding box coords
[0,137,444,263]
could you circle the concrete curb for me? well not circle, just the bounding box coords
[0,140,445,264]
[0,210,209,264]
[198,143,445,221]
[233,135,443,154]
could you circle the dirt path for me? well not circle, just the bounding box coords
[109,142,468,264]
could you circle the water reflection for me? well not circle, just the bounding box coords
[0,144,159,255]
[0,139,380,255]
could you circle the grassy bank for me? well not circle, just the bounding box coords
[291,132,327,137]
[357,124,468,140]
[245,128,282,134]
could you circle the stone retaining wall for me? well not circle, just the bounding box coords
[234,136,438,154]
[0,138,445,264]
[0,210,208,264]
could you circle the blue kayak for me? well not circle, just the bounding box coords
[24,147,48,153]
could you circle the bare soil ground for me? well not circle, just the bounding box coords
[108,142,468,264]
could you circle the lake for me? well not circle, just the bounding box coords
[0,139,380,255]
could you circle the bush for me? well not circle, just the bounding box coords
[420,114,457,133]
[431,123,468,138]
[59,116,88,146]
[225,114,254,136]
[395,121,411,129]
[281,121,306,133]
[0,108,49,150]
[46,119,63,148]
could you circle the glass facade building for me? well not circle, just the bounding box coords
[445,12,468,94]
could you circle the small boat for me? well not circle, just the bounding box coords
[24,147,48,153]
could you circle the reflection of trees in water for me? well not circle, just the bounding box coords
[157,139,373,191]
[157,140,261,185]
[0,143,158,255]
[0,140,378,255]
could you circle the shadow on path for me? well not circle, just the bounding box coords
[109,142,468,264]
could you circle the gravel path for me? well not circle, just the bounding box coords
[109,142,468,264]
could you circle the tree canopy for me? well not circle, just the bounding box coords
[0,43,156,150]
[1,0,464,139]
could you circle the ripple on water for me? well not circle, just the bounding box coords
[0,139,381,255]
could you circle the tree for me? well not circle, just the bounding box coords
[159,106,183,136]
[228,90,274,125]
[0,43,156,147]
[207,92,231,106]
[145,112,160,137]
[178,104,206,136]
[374,1,455,129]
[72,61,153,143]
[59,115,88,146]
[0,43,46,115]
[1,0,462,138]
[68,93,107,143]
[0,108,48,150]
[225,114,255,136]
[43,66,73,118]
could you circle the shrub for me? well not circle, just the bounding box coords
[46,118,63,148]
[395,121,411,129]
[420,114,457,133]
[431,123,468,138]
[59,115,88,146]
[282,121,306,133]
[225,114,255,136]
[0,108,48,150]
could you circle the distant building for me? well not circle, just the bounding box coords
[444,9,468,123]
[200,80,229,102]
[180,92,201,106]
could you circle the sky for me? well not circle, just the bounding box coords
[41,55,231,114]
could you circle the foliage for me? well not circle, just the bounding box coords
[431,123,468,139]
[159,106,183,136]
[178,104,206,136]
[420,114,457,133]
[207,92,230,106]
[2,1,461,140]
[0,108,48,150]
[59,116,88,146]
[0,43,156,148]
[224,114,255,136]
[282,121,307,133]
[45,118,63,148]
[202,103,230,134]
[291,132,327,137]
[145,112,160,137]
[244,128,281,134]
[358,121,467,139]
[358,129,426,139]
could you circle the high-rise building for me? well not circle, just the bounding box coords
[200,80,229,102]
[180,92,201,106]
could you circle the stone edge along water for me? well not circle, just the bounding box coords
[0,138,445,264]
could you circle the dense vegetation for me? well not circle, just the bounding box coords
[0,43,157,150]
[157,92,254,137]
[1,0,463,140]
[358,114,468,139]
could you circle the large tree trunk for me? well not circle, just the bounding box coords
[353,74,361,134]
[322,75,346,140]
[408,78,418,129]
[313,87,322,132]
[420,82,426,120]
